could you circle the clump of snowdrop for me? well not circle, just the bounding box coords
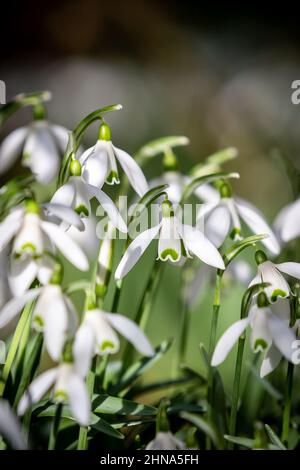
[0,103,68,184]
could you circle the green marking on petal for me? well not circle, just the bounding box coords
[21,242,36,253]
[75,205,89,217]
[106,170,120,185]
[100,340,116,352]
[33,315,44,330]
[54,390,68,402]
[271,289,287,302]
[159,248,180,262]
[254,338,268,352]
[22,151,30,162]
[229,227,241,240]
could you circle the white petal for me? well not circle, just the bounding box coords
[13,213,44,256]
[258,261,289,300]
[49,124,69,153]
[66,216,100,260]
[204,204,231,247]
[86,310,120,355]
[78,145,95,165]
[17,368,57,415]
[115,224,161,280]
[273,202,293,240]
[23,125,60,184]
[40,221,89,271]
[36,256,55,285]
[236,199,280,255]
[0,127,27,174]
[250,308,272,352]
[113,145,149,196]
[66,372,90,426]
[50,181,76,207]
[8,256,38,296]
[275,199,300,242]
[0,288,42,328]
[0,340,5,363]
[87,184,127,233]
[105,313,154,356]
[276,262,300,280]
[82,143,108,188]
[270,297,291,323]
[211,318,250,366]
[194,183,220,203]
[181,224,225,269]
[43,203,84,231]
[72,177,92,217]
[73,322,96,378]
[158,217,181,262]
[0,208,24,251]
[268,314,296,362]
[0,399,27,449]
[260,344,282,378]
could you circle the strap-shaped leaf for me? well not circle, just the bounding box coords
[264,424,287,450]
[181,411,220,448]
[92,394,157,416]
[223,234,268,267]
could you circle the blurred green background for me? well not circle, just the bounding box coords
[1,1,300,405]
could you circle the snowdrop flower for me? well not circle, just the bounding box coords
[73,308,154,377]
[18,362,90,426]
[149,170,219,205]
[0,200,89,295]
[212,293,296,377]
[146,431,185,450]
[79,123,148,196]
[250,250,300,301]
[197,181,280,255]
[0,399,27,449]
[274,198,300,243]
[0,282,77,361]
[0,114,68,183]
[115,199,225,280]
[51,159,127,233]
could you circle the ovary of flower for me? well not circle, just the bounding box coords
[51,175,127,233]
[0,202,89,293]
[197,196,280,255]
[115,200,225,280]
[0,284,77,361]
[73,309,154,377]
[0,120,69,184]
[211,298,296,377]
[79,123,148,197]
[249,260,300,301]
[18,363,90,426]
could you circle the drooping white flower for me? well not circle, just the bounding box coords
[146,431,185,450]
[250,250,300,301]
[51,164,127,233]
[79,123,148,196]
[115,199,225,280]
[73,308,154,377]
[197,182,280,255]
[0,399,27,449]
[211,295,296,377]
[274,198,300,243]
[0,283,77,361]
[18,363,90,426]
[0,120,68,184]
[0,200,89,295]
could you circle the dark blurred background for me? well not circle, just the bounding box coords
[2,1,300,391]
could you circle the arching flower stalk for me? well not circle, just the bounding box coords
[79,123,148,196]
[0,103,68,184]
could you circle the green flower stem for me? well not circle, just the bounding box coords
[0,301,33,396]
[77,358,97,450]
[48,403,63,450]
[206,269,223,449]
[281,362,294,446]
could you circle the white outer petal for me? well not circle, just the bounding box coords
[8,257,38,296]
[49,124,69,153]
[105,313,154,356]
[87,184,127,233]
[40,221,89,271]
[268,314,296,362]
[276,262,300,280]
[17,368,57,415]
[50,181,76,207]
[73,322,96,378]
[0,288,42,329]
[0,399,27,449]
[66,372,90,426]
[204,204,231,247]
[260,344,282,378]
[211,318,250,366]
[81,142,108,188]
[181,224,225,269]
[115,224,161,280]
[43,203,84,231]
[113,144,149,196]
[0,208,24,251]
[275,199,300,243]
[0,127,27,174]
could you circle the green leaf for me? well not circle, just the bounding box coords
[206,147,238,165]
[248,362,283,401]
[92,394,157,416]
[0,91,51,126]
[63,280,91,295]
[111,338,173,395]
[264,424,287,450]
[223,234,268,267]
[180,411,220,448]
[73,104,122,141]
[224,434,255,449]
[181,171,239,202]
[129,184,168,223]
[135,136,189,160]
